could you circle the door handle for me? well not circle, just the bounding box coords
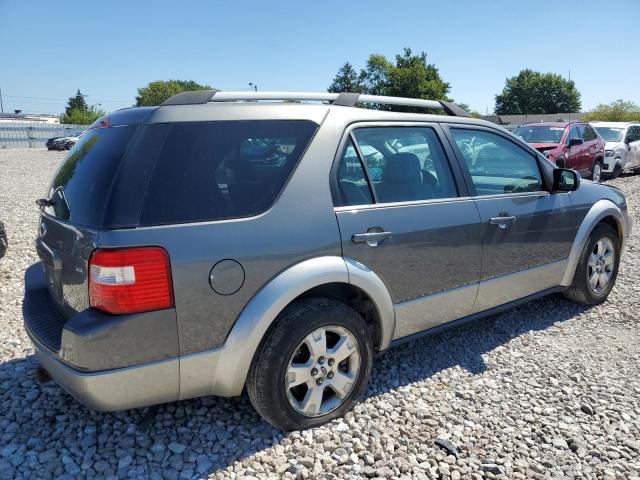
[489,216,517,229]
[352,231,392,246]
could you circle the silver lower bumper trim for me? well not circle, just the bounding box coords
[34,335,179,411]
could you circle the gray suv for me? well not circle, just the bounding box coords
[24,91,631,430]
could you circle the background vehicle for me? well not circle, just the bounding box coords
[46,131,84,151]
[513,122,605,182]
[24,92,630,430]
[0,221,7,259]
[591,122,640,177]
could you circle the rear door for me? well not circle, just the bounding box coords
[333,123,482,340]
[443,125,577,312]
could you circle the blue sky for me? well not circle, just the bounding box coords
[1,0,638,115]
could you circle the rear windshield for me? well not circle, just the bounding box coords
[46,126,137,225]
[138,120,318,226]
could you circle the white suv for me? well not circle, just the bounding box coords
[591,122,640,178]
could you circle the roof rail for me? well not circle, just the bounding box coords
[160,90,470,117]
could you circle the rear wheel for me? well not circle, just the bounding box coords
[591,160,603,183]
[247,297,373,430]
[564,224,620,305]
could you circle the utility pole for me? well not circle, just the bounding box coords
[0,87,4,113]
[568,70,571,123]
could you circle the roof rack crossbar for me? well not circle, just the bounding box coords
[161,90,469,117]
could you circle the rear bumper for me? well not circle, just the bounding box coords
[23,262,182,410]
[32,333,179,411]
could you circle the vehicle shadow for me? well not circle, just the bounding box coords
[0,293,589,478]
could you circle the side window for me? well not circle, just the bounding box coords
[629,126,640,142]
[351,127,458,203]
[335,139,374,206]
[450,128,543,196]
[566,126,580,145]
[582,125,596,141]
[139,120,317,226]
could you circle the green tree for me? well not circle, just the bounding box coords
[582,99,640,122]
[384,48,450,104]
[65,89,88,115]
[135,80,214,106]
[328,62,365,93]
[360,54,392,96]
[328,48,451,112]
[455,102,483,119]
[60,105,105,125]
[495,69,581,115]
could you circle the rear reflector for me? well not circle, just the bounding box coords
[89,247,174,314]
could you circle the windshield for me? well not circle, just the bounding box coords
[594,127,624,142]
[513,126,565,143]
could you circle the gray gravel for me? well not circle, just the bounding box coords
[1,149,639,479]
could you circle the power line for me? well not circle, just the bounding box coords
[3,94,131,103]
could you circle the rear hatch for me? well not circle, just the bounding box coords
[36,109,154,320]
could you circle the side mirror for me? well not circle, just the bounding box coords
[553,168,580,192]
[567,138,584,148]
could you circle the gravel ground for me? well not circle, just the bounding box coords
[0,149,639,480]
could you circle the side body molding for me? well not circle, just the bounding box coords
[179,255,395,399]
[560,199,626,286]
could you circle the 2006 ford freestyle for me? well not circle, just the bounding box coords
[24,91,631,430]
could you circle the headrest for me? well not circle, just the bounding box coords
[383,152,422,184]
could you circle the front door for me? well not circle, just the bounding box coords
[445,126,578,312]
[626,126,640,168]
[332,124,482,340]
[580,124,600,172]
[565,125,587,173]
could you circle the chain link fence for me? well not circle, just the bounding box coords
[0,122,90,149]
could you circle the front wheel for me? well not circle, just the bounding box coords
[610,160,622,179]
[247,298,373,430]
[564,224,620,305]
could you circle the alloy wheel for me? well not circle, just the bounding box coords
[587,237,615,294]
[285,325,361,417]
[592,163,602,183]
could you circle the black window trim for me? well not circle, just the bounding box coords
[330,121,470,209]
[440,122,555,197]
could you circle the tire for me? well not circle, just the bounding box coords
[563,224,620,305]
[610,160,622,179]
[591,160,603,183]
[247,297,374,431]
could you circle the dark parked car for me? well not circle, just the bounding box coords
[513,122,606,182]
[0,221,7,259]
[46,132,83,151]
[24,91,631,430]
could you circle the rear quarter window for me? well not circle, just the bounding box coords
[139,120,318,226]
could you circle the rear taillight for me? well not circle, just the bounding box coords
[89,247,174,314]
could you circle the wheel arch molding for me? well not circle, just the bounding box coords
[199,256,394,397]
[560,199,627,287]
